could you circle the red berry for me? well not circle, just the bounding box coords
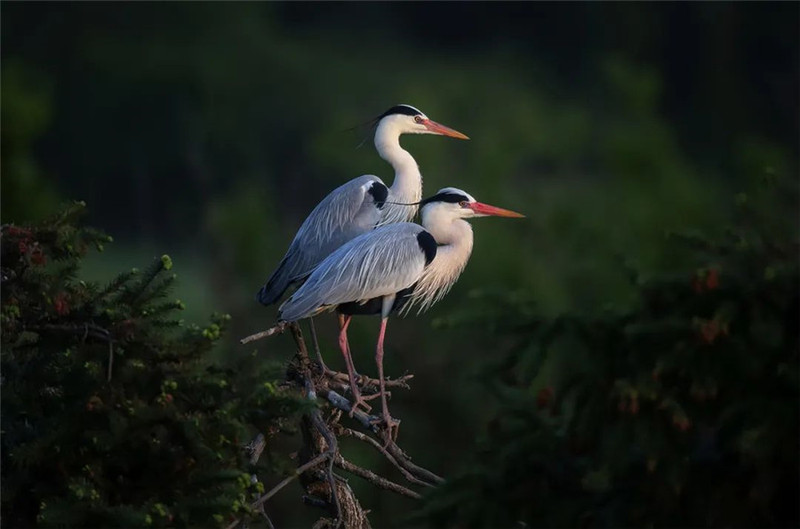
[53,293,70,316]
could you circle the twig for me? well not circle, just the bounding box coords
[106,338,114,382]
[225,451,330,529]
[341,428,433,488]
[240,323,287,344]
[258,504,276,529]
[384,440,444,485]
[326,371,414,391]
[250,452,329,511]
[335,455,421,500]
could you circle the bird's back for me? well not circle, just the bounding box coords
[278,222,431,322]
[256,175,387,305]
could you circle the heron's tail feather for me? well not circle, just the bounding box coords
[256,259,293,306]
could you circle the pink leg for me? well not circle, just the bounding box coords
[338,314,371,414]
[375,317,399,442]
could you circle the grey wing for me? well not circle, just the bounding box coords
[278,223,428,322]
[256,175,386,305]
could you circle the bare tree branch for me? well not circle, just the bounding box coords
[326,371,414,392]
[237,321,445,527]
[340,428,434,488]
[239,323,286,344]
[335,455,422,500]
[226,452,330,529]
[384,440,445,485]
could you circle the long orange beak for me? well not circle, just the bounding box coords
[468,201,525,218]
[422,118,470,140]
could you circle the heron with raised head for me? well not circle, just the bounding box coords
[277,187,524,440]
[256,104,468,306]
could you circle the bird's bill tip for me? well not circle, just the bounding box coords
[469,201,525,218]
[423,119,470,140]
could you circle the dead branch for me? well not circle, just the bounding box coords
[340,428,434,488]
[251,452,330,511]
[304,378,342,522]
[225,452,330,529]
[238,320,444,527]
[335,455,422,500]
[291,322,369,529]
[326,370,414,392]
[384,440,445,485]
[239,322,286,344]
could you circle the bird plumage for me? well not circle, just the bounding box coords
[256,104,468,305]
[256,175,386,305]
[278,223,431,321]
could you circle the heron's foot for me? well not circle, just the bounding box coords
[372,412,400,445]
[348,392,373,416]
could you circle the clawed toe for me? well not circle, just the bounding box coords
[348,395,372,416]
[370,413,400,444]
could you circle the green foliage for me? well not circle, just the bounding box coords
[1,203,305,528]
[416,177,799,527]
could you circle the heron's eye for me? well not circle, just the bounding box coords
[414,116,423,124]
[459,201,469,208]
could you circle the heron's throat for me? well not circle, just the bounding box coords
[375,130,423,224]
[403,220,474,314]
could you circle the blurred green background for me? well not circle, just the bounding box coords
[2,2,797,526]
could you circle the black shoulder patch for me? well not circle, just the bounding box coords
[368,181,388,208]
[416,231,437,265]
[376,104,422,121]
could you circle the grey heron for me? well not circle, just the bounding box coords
[256,104,468,306]
[277,187,524,440]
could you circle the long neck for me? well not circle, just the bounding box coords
[404,218,474,314]
[374,123,422,224]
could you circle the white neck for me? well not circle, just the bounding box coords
[403,216,474,314]
[374,121,422,224]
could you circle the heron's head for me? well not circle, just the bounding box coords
[420,187,525,224]
[374,104,469,140]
